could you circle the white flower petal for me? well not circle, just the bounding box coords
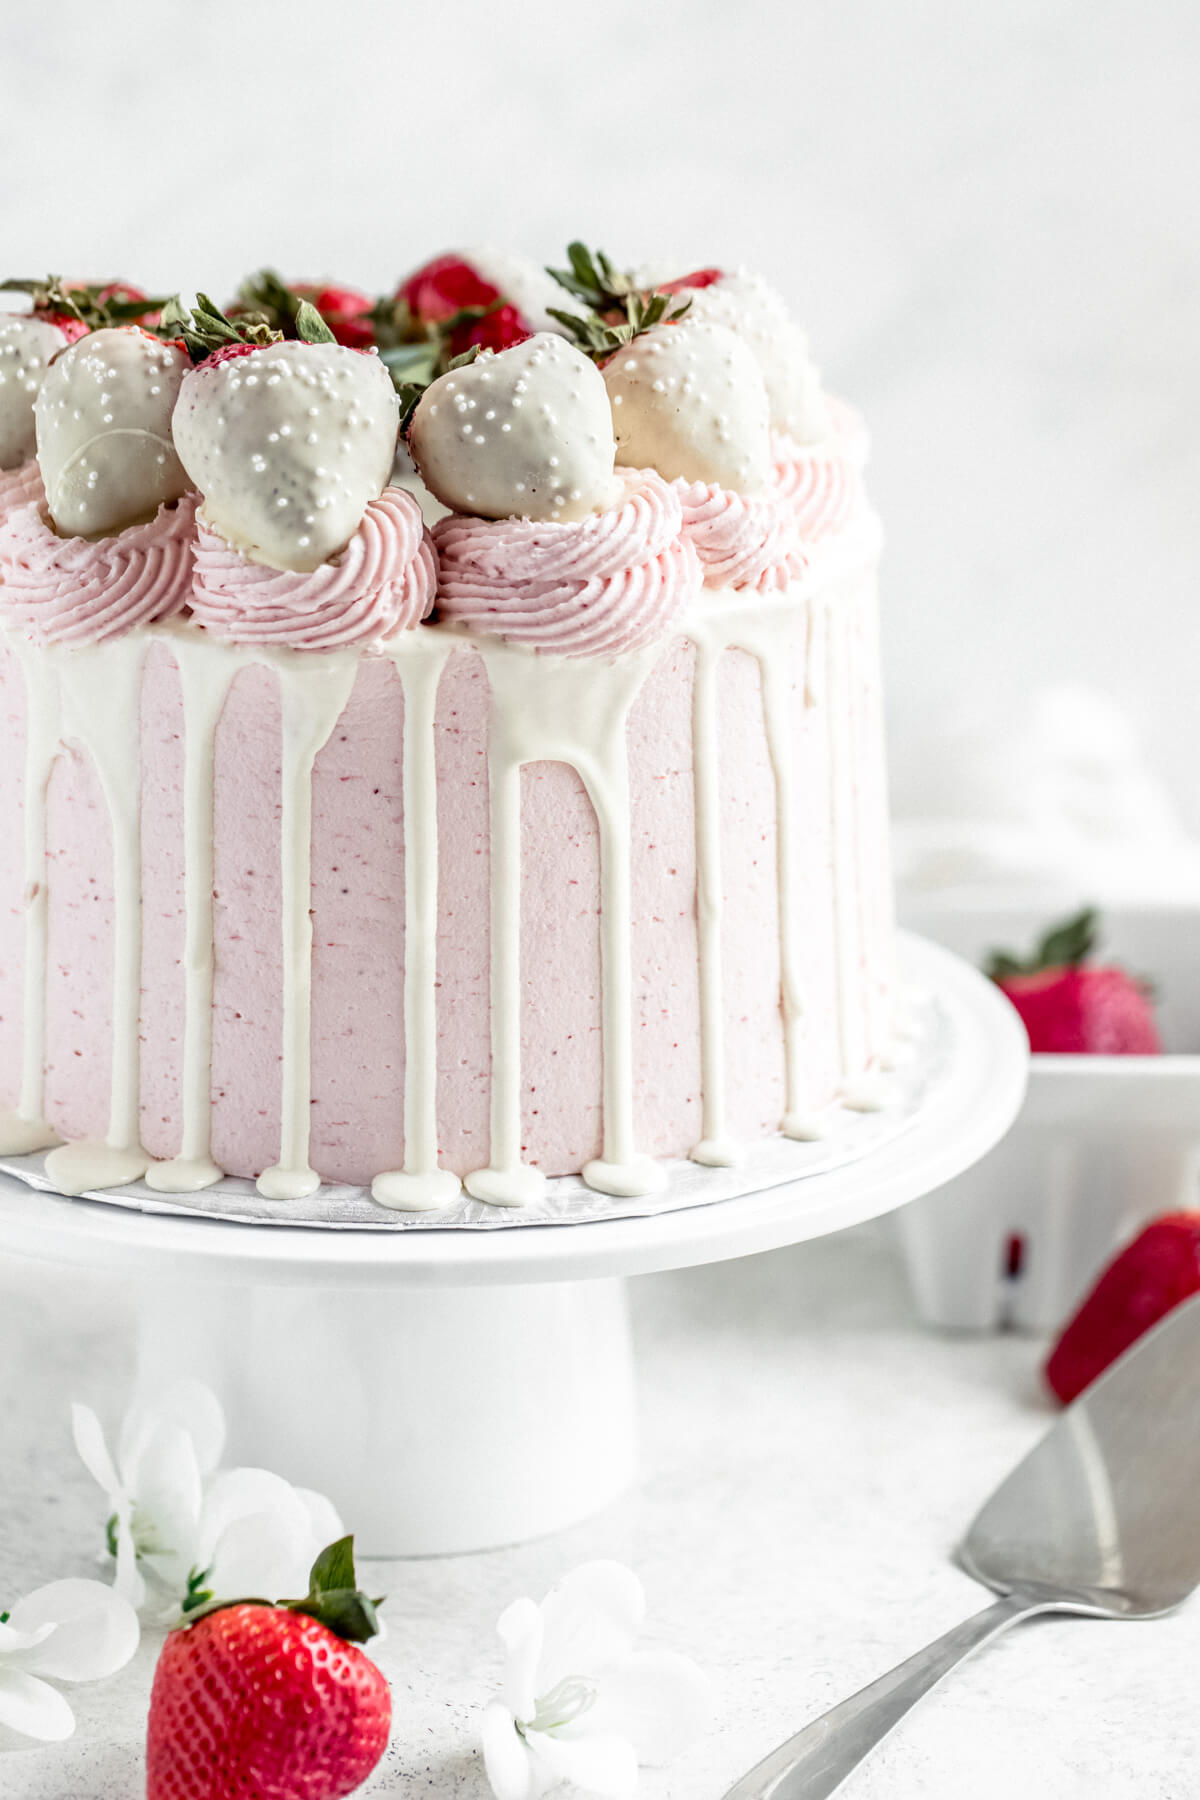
[196,1467,306,1567]
[538,1563,645,1687]
[497,1596,543,1723]
[525,1726,639,1799]
[588,1649,713,1765]
[0,1668,76,1742]
[70,1403,122,1500]
[206,1509,313,1605]
[293,1487,343,1555]
[130,1422,204,1557]
[481,1700,539,1800]
[163,1380,226,1476]
[117,1383,222,1482]
[0,1620,54,1656]
[5,1580,140,1683]
[111,1509,146,1612]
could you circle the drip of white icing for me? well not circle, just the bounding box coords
[466,635,667,1203]
[0,507,887,1208]
[824,586,868,1086]
[0,640,61,1155]
[684,592,814,1153]
[145,634,241,1193]
[44,636,152,1196]
[372,634,463,1211]
[685,630,738,1169]
[256,653,358,1201]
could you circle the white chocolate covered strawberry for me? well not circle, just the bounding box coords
[0,314,68,470]
[672,270,831,444]
[408,332,618,522]
[34,326,191,537]
[172,320,400,574]
[602,319,771,494]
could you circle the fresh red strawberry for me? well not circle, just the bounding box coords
[0,275,163,344]
[1045,1214,1200,1402]
[444,299,530,358]
[296,283,374,348]
[231,271,375,349]
[147,1536,391,1800]
[658,266,724,296]
[395,251,501,322]
[984,907,1161,1054]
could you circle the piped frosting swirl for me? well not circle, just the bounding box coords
[0,459,45,527]
[0,495,197,644]
[190,485,437,649]
[675,478,804,592]
[432,469,701,656]
[770,401,868,543]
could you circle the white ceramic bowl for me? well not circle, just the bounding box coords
[895,901,1200,1331]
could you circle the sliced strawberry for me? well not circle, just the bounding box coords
[985,907,1161,1055]
[1045,1214,1200,1402]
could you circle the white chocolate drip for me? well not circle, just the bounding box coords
[0,510,886,1206]
[255,653,358,1200]
[144,635,240,1193]
[372,634,462,1211]
[684,595,814,1157]
[465,636,667,1204]
[0,639,62,1154]
[44,636,152,1195]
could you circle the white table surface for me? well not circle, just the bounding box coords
[1,1223,1194,1799]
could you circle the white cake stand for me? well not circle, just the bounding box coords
[0,935,1026,1555]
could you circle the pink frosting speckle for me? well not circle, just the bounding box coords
[675,479,804,592]
[433,469,702,657]
[0,460,45,527]
[190,486,437,650]
[0,495,197,645]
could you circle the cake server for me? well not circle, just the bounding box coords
[720,1293,1200,1799]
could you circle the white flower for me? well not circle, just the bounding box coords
[71,1381,343,1619]
[0,1578,139,1742]
[481,1562,711,1800]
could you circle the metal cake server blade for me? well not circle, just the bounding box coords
[721,1293,1200,1799]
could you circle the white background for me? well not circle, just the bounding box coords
[2,0,1197,824]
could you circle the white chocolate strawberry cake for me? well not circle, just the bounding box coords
[0,253,891,1214]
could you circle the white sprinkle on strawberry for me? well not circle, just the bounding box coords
[172,340,399,572]
[34,325,191,537]
[0,314,68,472]
[603,320,771,494]
[409,332,619,522]
[672,269,831,444]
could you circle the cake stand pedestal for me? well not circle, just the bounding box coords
[0,936,1026,1556]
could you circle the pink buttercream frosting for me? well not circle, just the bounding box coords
[0,494,197,645]
[432,469,701,656]
[190,486,437,650]
[675,478,805,592]
[0,460,46,527]
[771,400,868,543]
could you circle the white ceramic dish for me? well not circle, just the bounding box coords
[896,900,1200,1332]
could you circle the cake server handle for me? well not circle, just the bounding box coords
[719,1591,1054,1799]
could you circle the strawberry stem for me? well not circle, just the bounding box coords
[176,1535,385,1644]
[985,905,1100,981]
[544,241,692,362]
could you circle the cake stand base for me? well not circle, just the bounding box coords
[135,1278,635,1556]
[0,936,1026,1555]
